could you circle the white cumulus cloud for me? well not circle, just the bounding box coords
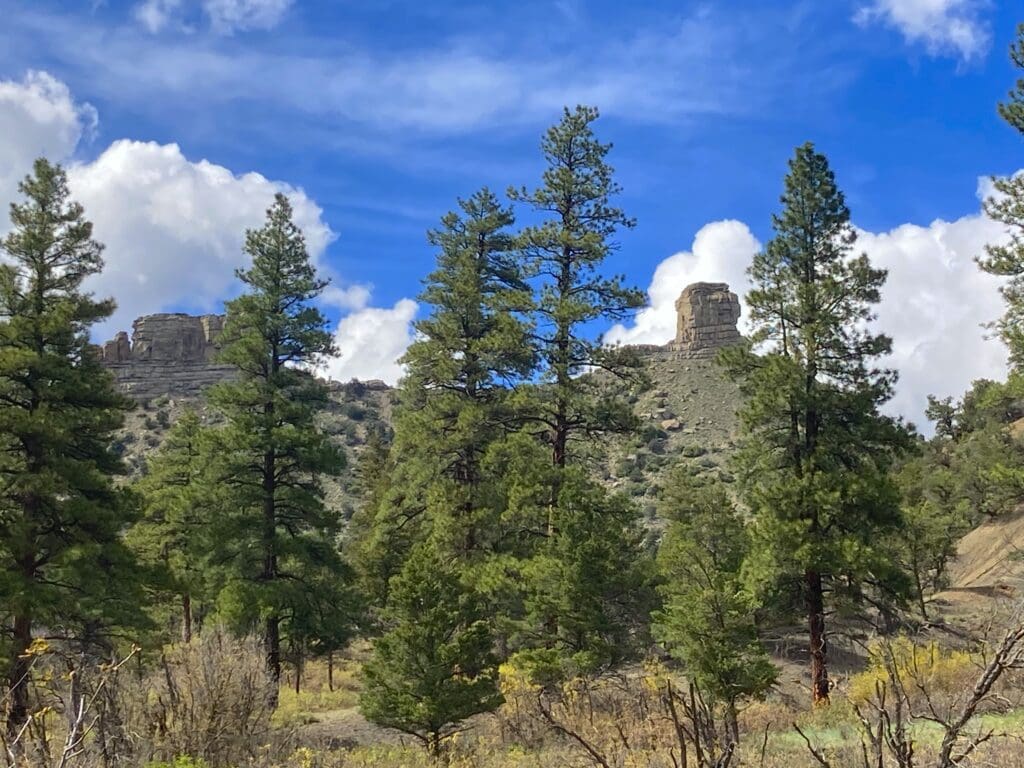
[854,0,990,61]
[324,299,419,385]
[860,199,1008,425]
[604,220,760,347]
[607,186,1012,428]
[0,69,418,383]
[67,139,338,337]
[0,71,96,216]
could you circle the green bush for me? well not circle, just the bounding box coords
[146,757,211,768]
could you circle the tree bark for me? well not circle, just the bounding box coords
[5,613,32,739]
[181,593,192,644]
[265,616,280,707]
[262,427,280,705]
[806,569,830,705]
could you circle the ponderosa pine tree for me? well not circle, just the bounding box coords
[357,190,533,735]
[129,409,212,644]
[359,542,502,756]
[507,107,652,678]
[349,190,533,604]
[517,468,653,681]
[205,193,351,699]
[721,143,911,705]
[978,24,1024,365]
[653,472,777,742]
[509,106,644,470]
[0,159,139,735]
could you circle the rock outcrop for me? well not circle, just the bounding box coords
[672,282,742,357]
[100,314,235,400]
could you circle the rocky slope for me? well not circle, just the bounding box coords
[103,313,394,518]
[101,282,746,520]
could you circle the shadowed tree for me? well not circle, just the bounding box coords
[0,159,139,736]
[129,409,214,644]
[654,472,777,742]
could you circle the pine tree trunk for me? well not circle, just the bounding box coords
[182,593,192,644]
[913,560,929,620]
[6,612,32,740]
[263,442,280,706]
[725,699,739,746]
[327,652,334,692]
[265,616,280,706]
[806,569,830,705]
[550,239,573,474]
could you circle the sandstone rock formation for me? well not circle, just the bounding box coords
[100,314,235,400]
[672,282,742,357]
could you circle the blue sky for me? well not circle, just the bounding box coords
[0,0,1021,424]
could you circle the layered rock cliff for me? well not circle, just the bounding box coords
[100,314,236,400]
[100,281,744,403]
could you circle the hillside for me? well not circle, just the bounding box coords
[104,313,395,518]
[930,507,1024,631]
[600,353,741,520]
[103,283,746,523]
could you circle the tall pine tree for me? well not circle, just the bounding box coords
[359,190,532,739]
[349,189,533,599]
[722,143,910,704]
[509,105,644,470]
[507,107,653,679]
[205,193,351,699]
[0,159,138,735]
[978,24,1024,365]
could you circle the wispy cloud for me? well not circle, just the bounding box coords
[2,4,837,138]
[202,0,294,33]
[131,0,293,34]
[133,0,183,33]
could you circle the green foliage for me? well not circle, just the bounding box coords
[721,143,913,702]
[923,377,1024,519]
[509,105,645,467]
[348,189,533,609]
[516,470,654,682]
[0,158,142,730]
[889,448,972,618]
[129,409,214,642]
[978,24,1024,366]
[653,472,777,710]
[360,543,503,753]
[204,193,353,683]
